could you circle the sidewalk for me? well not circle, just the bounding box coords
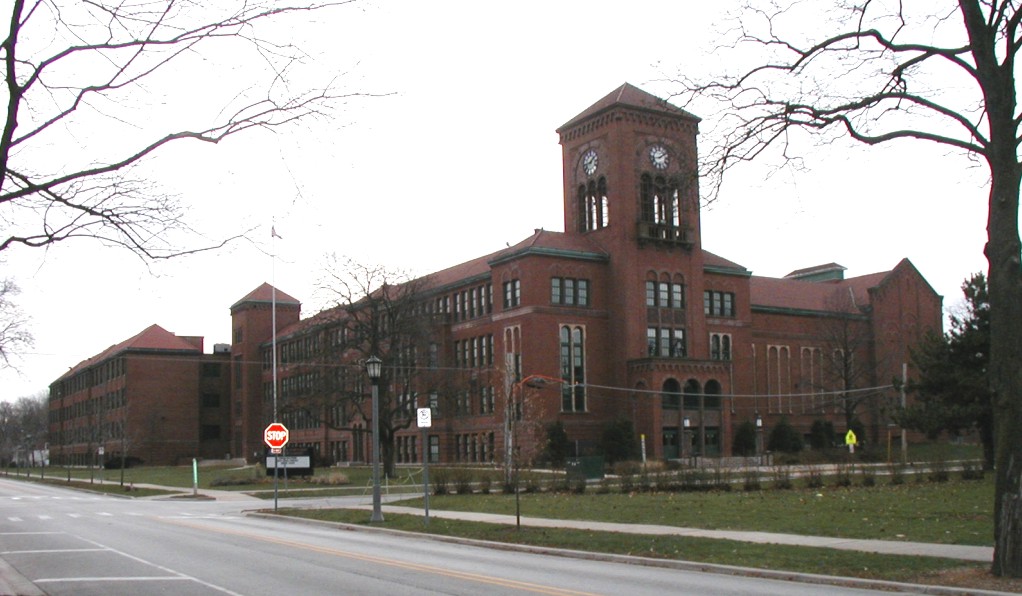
[368,505,993,563]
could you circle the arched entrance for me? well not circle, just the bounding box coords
[661,378,682,459]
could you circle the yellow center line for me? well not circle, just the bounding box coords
[163,518,600,596]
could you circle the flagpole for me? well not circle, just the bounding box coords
[271,225,279,423]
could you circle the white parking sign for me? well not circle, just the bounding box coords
[417,407,432,428]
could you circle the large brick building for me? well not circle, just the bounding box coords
[48,325,231,466]
[232,84,942,465]
[49,84,942,467]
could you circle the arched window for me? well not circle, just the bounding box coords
[662,378,682,409]
[682,379,701,409]
[704,380,722,410]
[559,325,587,412]
[578,177,609,232]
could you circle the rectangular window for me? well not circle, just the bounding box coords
[503,279,520,308]
[559,325,587,412]
[645,281,656,306]
[429,435,440,463]
[704,290,736,317]
[551,277,590,307]
[647,327,686,358]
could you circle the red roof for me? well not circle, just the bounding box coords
[750,269,893,313]
[421,229,609,292]
[557,83,700,132]
[231,283,300,310]
[56,324,202,382]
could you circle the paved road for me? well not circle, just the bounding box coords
[0,478,926,596]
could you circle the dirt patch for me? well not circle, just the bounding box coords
[912,566,1022,593]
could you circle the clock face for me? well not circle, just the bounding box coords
[582,149,598,176]
[648,145,669,170]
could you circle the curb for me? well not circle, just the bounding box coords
[248,511,1016,596]
[0,557,45,596]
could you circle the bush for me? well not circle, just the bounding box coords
[888,463,906,485]
[452,468,473,494]
[431,467,450,495]
[805,468,825,488]
[732,420,758,456]
[543,422,572,468]
[307,471,350,486]
[833,464,854,487]
[767,417,804,453]
[599,419,640,464]
[961,462,985,481]
[809,419,836,450]
[742,469,762,491]
[771,466,793,490]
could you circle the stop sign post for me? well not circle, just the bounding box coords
[264,422,289,452]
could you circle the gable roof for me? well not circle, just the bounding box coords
[557,83,700,132]
[750,267,897,315]
[55,324,202,382]
[231,283,301,311]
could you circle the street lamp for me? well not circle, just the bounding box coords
[681,416,691,459]
[365,355,384,523]
[755,413,764,457]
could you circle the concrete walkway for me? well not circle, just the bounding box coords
[368,505,994,563]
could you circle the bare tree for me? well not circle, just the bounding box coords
[2,0,359,259]
[672,1,1022,576]
[0,277,31,368]
[816,289,880,441]
[284,255,441,476]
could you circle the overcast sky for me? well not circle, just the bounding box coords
[1,1,996,401]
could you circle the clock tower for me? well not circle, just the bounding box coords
[556,82,702,250]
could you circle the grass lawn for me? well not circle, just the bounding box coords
[412,478,993,546]
[279,508,997,590]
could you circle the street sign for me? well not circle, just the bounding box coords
[417,407,432,428]
[264,422,289,450]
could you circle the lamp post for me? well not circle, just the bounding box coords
[508,374,565,529]
[365,355,384,523]
[755,413,764,457]
[681,416,691,460]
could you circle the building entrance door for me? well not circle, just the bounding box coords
[662,429,679,459]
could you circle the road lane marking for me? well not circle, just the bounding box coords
[2,548,106,555]
[36,576,193,584]
[165,518,598,596]
[70,535,244,596]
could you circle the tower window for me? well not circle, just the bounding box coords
[578,177,609,232]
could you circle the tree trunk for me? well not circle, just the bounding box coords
[987,154,1022,576]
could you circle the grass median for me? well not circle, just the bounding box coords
[277,475,1010,591]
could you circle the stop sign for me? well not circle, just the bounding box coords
[264,422,289,450]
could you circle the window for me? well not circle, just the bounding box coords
[201,363,222,378]
[201,393,221,408]
[578,177,610,232]
[704,290,736,317]
[559,325,587,412]
[710,333,732,361]
[551,277,590,306]
[646,280,685,308]
[503,279,520,308]
[429,435,440,463]
[647,327,687,358]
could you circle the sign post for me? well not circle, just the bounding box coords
[264,422,289,512]
[417,408,432,526]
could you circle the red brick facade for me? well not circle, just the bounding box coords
[48,325,231,466]
[233,84,942,465]
[49,84,943,468]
